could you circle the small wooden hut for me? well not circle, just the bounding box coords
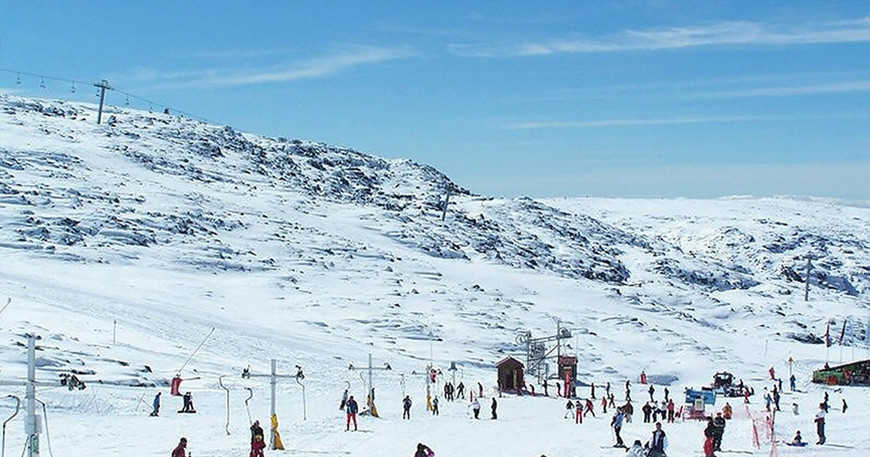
[496,356,525,392]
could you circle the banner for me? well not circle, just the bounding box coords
[825,321,831,348]
[839,320,847,346]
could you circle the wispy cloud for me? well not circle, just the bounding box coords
[692,80,870,98]
[452,17,870,57]
[129,45,415,91]
[505,115,777,130]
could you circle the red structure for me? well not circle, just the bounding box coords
[558,356,577,397]
[496,356,525,393]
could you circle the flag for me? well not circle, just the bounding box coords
[825,321,831,347]
[839,320,847,346]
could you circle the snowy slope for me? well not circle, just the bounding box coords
[1,94,869,456]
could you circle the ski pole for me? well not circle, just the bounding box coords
[0,298,11,316]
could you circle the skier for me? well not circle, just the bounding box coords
[403,395,412,420]
[642,402,653,423]
[414,443,435,457]
[773,385,781,411]
[250,420,264,444]
[712,412,726,452]
[457,382,465,399]
[648,384,655,402]
[555,382,561,397]
[171,437,187,457]
[591,382,596,399]
[584,398,595,417]
[470,398,481,419]
[601,396,608,414]
[645,422,668,457]
[814,403,826,444]
[150,392,161,417]
[667,399,675,423]
[346,395,359,431]
[664,386,670,402]
[491,397,498,420]
[626,439,645,457]
[842,398,848,413]
[605,381,611,397]
[564,399,574,419]
[340,389,348,410]
[640,370,647,384]
[764,391,772,412]
[542,378,548,396]
[180,391,196,413]
[611,407,625,448]
[574,399,583,424]
[704,418,716,457]
[478,382,483,398]
[608,392,616,408]
[432,396,440,416]
[769,366,775,380]
[250,434,266,457]
[624,401,634,423]
[790,374,796,392]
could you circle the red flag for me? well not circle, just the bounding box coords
[825,321,831,347]
[839,320,847,345]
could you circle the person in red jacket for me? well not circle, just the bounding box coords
[171,437,187,457]
[250,434,266,457]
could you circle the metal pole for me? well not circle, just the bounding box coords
[25,335,38,457]
[112,319,116,346]
[367,353,373,407]
[95,80,109,125]
[270,359,276,450]
[804,256,811,302]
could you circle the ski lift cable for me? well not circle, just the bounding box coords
[175,327,216,377]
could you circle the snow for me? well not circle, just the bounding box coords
[0,94,869,456]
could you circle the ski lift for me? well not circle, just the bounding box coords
[15,74,21,85]
[148,103,153,113]
[39,77,46,89]
[70,82,77,93]
[125,95,130,106]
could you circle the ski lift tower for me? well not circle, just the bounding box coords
[516,320,573,383]
[242,360,305,449]
[348,354,391,414]
[0,334,84,457]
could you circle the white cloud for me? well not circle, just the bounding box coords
[452,17,870,57]
[692,80,870,98]
[505,115,776,130]
[128,45,415,91]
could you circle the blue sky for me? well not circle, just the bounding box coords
[1,1,869,199]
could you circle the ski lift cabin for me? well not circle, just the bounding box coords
[496,356,525,393]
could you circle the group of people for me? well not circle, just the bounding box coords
[641,399,675,423]
[149,390,196,416]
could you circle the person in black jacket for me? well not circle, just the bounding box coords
[712,412,726,451]
[491,397,498,419]
[250,420,264,443]
[346,395,359,431]
[704,418,716,457]
[414,443,433,457]
[403,396,412,420]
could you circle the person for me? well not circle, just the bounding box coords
[769,366,775,380]
[722,402,732,420]
[790,430,806,447]
[470,398,481,419]
[606,381,611,397]
[180,391,195,413]
[414,443,434,457]
[790,374,796,392]
[250,420,264,444]
[648,384,655,402]
[340,388,348,410]
[842,398,847,413]
[712,412,726,452]
[250,433,266,457]
[591,382,596,399]
[642,402,653,423]
[624,401,634,423]
[575,399,583,424]
[814,403,826,444]
[601,395,608,414]
[542,378,548,396]
[171,437,187,457]
[609,392,616,408]
[491,397,498,420]
[611,407,625,448]
[432,396,440,416]
[626,439,645,457]
[150,392,161,417]
[704,418,716,457]
[773,386,781,411]
[764,391,772,412]
[457,382,465,399]
[667,399,676,423]
[478,382,484,398]
[640,371,647,384]
[664,387,670,402]
[346,395,358,431]
[646,422,668,457]
[564,399,574,419]
[584,398,595,417]
[403,395,412,420]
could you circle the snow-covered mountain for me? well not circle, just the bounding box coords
[1,94,869,456]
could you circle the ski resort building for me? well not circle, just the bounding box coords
[812,359,870,386]
[496,356,525,393]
